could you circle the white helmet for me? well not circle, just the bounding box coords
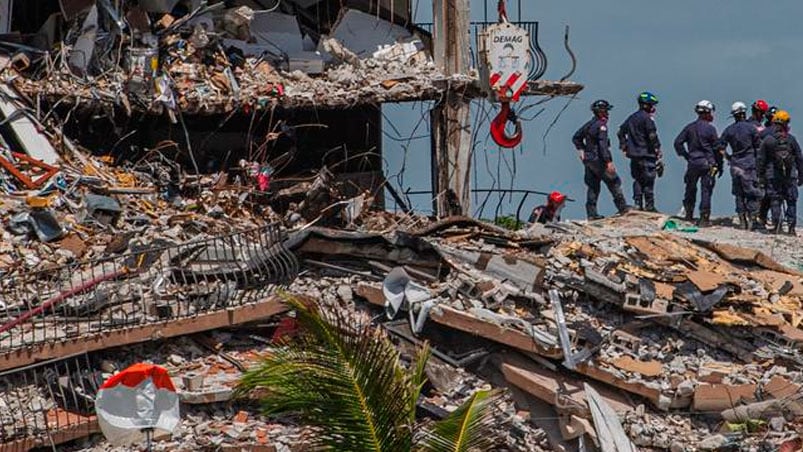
[695,100,715,114]
[731,101,747,116]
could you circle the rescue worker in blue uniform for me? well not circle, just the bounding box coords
[757,106,780,225]
[757,110,803,235]
[674,100,722,227]
[718,102,763,230]
[572,100,629,220]
[618,92,662,211]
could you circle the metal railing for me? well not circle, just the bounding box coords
[0,224,298,353]
[401,188,575,224]
[0,353,100,445]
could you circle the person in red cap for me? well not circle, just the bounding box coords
[749,99,770,133]
[529,191,567,224]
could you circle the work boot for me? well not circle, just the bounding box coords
[645,205,658,213]
[750,216,766,231]
[697,211,711,227]
[586,206,602,221]
[683,205,694,222]
[739,213,749,230]
[617,204,631,215]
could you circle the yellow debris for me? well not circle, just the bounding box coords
[711,310,750,326]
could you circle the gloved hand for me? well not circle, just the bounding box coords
[708,165,718,177]
[656,160,665,178]
[716,165,724,178]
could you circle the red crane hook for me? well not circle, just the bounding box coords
[491,101,523,148]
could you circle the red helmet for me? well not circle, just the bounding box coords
[752,99,769,112]
[548,191,567,205]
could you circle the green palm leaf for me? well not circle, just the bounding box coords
[236,294,430,452]
[417,389,505,452]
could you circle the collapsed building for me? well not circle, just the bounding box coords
[1,1,801,452]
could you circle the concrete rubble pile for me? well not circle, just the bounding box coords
[3,1,453,113]
[281,211,803,451]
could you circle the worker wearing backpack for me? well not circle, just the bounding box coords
[757,110,803,235]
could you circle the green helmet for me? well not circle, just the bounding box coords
[638,91,659,106]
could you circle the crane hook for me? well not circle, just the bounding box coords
[491,101,523,148]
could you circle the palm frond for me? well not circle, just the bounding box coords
[236,294,428,452]
[417,389,505,452]
[409,342,432,425]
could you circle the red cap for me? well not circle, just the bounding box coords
[753,99,769,112]
[548,191,567,205]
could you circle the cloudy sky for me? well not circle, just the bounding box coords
[381,0,803,220]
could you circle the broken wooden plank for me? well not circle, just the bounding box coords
[584,383,638,452]
[686,269,727,292]
[693,383,757,412]
[608,356,663,378]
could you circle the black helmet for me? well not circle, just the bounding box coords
[591,99,613,113]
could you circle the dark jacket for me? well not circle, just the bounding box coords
[572,117,612,163]
[719,119,761,167]
[757,129,803,180]
[618,109,661,159]
[674,118,721,166]
[529,205,561,224]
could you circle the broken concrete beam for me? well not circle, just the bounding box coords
[437,247,545,292]
[720,396,803,423]
[576,363,665,409]
[657,317,755,363]
[499,352,635,420]
[354,283,562,358]
[693,240,803,276]
[432,306,561,358]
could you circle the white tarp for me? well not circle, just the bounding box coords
[96,364,180,446]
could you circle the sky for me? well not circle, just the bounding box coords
[381,0,803,220]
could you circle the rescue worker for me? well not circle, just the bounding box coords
[571,99,629,220]
[674,100,722,227]
[749,99,769,132]
[718,102,763,230]
[763,106,779,132]
[757,110,803,235]
[758,106,780,225]
[529,191,567,224]
[618,92,662,211]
